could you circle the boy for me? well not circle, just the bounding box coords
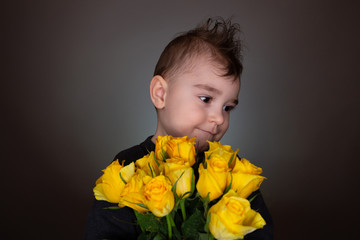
[85,17,273,239]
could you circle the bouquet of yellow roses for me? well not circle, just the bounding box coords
[93,135,266,240]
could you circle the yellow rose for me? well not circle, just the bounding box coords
[228,172,266,199]
[155,135,196,166]
[208,190,266,240]
[228,158,265,198]
[163,157,194,198]
[205,141,238,169]
[93,161,135,203]
[142,175,175,217]
[232,158,262,175]
[135,151,162,176]
[155,135,173,161]
[196,155,229,201]
[166,136,196,166]
[119,169,148,213]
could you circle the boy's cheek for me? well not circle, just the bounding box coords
[216,125,229,140]
[221,122,230,135]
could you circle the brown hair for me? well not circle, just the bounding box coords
[154,17,243,81]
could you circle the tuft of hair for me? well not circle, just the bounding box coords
[154,17,243,81]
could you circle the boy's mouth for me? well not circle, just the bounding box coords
[205,130,217,135]
[198,128,217,139]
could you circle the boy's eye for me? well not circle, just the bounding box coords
[199,96,212,103]
[223,105,235,112]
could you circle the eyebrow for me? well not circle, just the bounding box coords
[193,84,221,94]
[193,84,238,105]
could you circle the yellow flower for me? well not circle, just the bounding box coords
[155,135,173,161]
[135,151,162,176]
[196,154,229,201]
[205,141,238,169]
[119,169,148,213]
[166,136,196,166]
[155,135,196,166]
[208,190,266,240]
[142,175,175,217]
[93,161,135,203]
[163,157,194,198]
[229,172,265,199]
[228,158,265,198]
[232,158,262,175]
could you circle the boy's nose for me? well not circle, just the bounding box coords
[209,108,224,125]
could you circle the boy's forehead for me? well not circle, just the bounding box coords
[177,54,231,79]
[171,56,240,92]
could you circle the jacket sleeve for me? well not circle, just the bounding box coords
[244,190,274,240]
[84,199,141,240]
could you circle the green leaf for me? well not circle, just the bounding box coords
[137,232,157,240]
[203,153,212,169]
[181,191,191,199]
[148,162,155,177]
[102,206,121,210]
[160,142,169,161]
[123,200,149,211]
[172,228,182,240]
[209,233,215,240]
[223,172,233,194]
[136,233,147,240]
[204,212,211,233]
[248,193,259,203]
[228,153,235,167]
[154,154,160,167]
[134,211,161,233]
[171,173,184,213]
[162,151,169,162]
[198,233,210,240]
[145,148,151,154]
[119,172,127,185]
[158,216,170,238]
[190,170,196,196]
[153,234,163,240]
[172,170,185,197]
[184,194,203,217]
[182,208,205,240]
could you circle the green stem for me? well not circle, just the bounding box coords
[203,195,210,219]
[180,199,186,221]
[166,214,172,239]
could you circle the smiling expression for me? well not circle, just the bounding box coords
[154,56,240,151]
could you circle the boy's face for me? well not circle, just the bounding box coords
[156,57,240,151]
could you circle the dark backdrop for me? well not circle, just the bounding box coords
[2,0,359,239]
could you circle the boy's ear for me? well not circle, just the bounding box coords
[150,75,167,109]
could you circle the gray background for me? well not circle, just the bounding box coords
[2,0,359,239]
